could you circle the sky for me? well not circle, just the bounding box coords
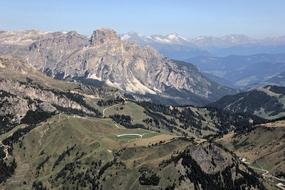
[0,0,285,38]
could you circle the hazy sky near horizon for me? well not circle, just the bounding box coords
[1,0,284,38]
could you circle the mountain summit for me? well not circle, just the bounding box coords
[90,28,120,45]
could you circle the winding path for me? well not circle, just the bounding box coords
[102,103,121,117]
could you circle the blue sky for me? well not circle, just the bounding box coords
[1,0,284,38]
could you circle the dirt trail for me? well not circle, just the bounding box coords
[241,159,285,189]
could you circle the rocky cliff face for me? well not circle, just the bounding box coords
[0,29,235,105]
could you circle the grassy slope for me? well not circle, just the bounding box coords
[103,101,149,124]
[1,114,177,189]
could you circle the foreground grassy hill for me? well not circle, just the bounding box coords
[0,115,266,190]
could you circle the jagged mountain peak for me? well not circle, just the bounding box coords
[90,28,120,45]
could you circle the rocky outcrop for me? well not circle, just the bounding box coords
[171,142,264,190]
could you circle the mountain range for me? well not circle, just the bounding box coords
[0,29,236,105]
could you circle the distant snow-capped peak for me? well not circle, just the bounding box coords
[147,33,188,44]
[121,32,189,44]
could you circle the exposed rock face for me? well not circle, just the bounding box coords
[27,31,88,72]
[0,29,235,105]
[0,89,57,134]
[0,90,31,127]
[0,79,96,114]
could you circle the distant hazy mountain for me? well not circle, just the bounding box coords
[189,34,256,48]
[190,35,285,55]
[265,71,285,87]
[122,32,285,58]
[187,53,285,88]
[0,29,235,105]
[210,85,285,119]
